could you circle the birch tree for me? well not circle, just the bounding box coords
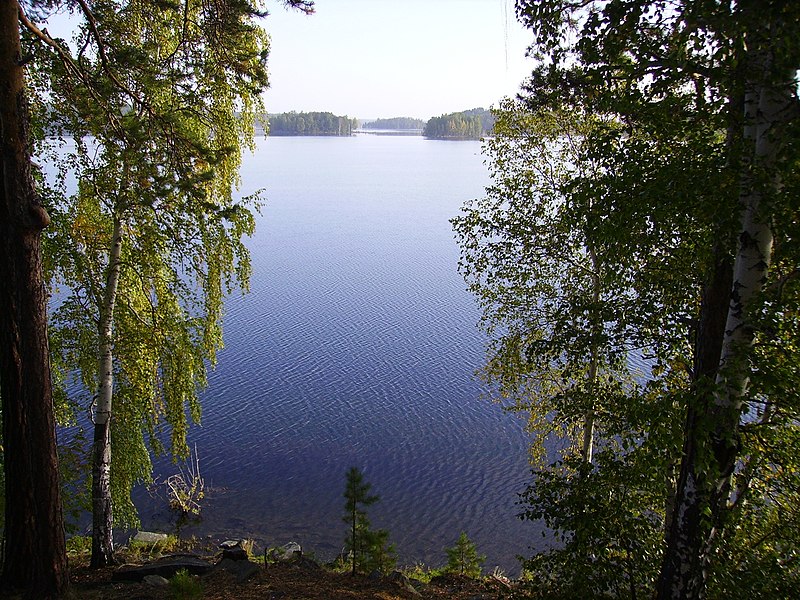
[25,0,314,567]
[506,0,800,596]
[454,102,637,468]
[455,95,709,597]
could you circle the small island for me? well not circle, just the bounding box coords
[360,117,425,131]
[265,111,358,136]
[423,108,494,140]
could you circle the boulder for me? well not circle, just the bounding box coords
[112,556,213,582]
[387,571,421,596]
[218,539,248,561]
[132,531,169,544]
[289,555,321,571]
[142,574,169,587]
[216,557,261,583]
[268,541,302,561]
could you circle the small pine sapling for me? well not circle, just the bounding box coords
[445,531,485,578]
[342,467,379,575]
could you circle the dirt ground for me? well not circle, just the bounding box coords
[66,557,527,600]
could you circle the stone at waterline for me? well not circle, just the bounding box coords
[218,539,248,561]
[269,541,302,562]
[112,556,213,582]
[132,530,169,544]
[216,557,261,583]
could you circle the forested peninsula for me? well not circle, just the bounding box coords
[266,111,358,136]
[422,108,494,140]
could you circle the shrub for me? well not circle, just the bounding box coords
[170,569,202,600]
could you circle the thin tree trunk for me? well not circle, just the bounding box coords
[581,247,601,465]
[0,1,69,596]
[657,249,732,600]
[656,40,796,600]
[90,215,124,568]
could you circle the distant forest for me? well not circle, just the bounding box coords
[267,111,357,136]
[423,108,495,139]
[360,117,424,130]
[258,109,494,139]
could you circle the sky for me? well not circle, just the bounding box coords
[262,0,536,120]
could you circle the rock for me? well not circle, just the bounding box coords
[132,531,169,544]
[387,572,421,596]
[218,539,249,561]
[143,574,169,587]
[269,541,302,561]
[368,569,382,580]
[112,556,213,582]
[225,547,249,561]
[288,555,320,571]
[216,557,261,583]
[387,571,408,584]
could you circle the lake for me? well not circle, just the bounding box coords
[131,134,542,572]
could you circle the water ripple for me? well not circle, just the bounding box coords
[136,136,542,573]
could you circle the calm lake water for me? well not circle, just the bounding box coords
[129,134,541,571]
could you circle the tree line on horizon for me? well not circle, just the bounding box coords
[360,117,425,131]
[266,111,358,136]
[262,110,493,139]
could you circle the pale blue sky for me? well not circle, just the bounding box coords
[40,0,535,121]
[263,0,535,119]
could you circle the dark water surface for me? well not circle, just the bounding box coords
[135,134,541,571]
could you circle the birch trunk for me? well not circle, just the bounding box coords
[581,247,601,465]
[90,215,124,568]
[657,43,796,600]
[0,1,70,595]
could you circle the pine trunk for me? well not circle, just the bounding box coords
[90,216,124,568]
[0,1,70,596]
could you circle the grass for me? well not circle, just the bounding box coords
[169,569,203,600]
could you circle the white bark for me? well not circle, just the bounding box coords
[97,216,123,430]
[714,57,787,409]
[91,214,123,567]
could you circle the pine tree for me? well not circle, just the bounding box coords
[445,532,485,578]
[343,467,389,575]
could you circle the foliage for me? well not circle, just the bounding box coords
[423,108,494,139]
[342,467,396,575]
[361,117,424,131]
[28,0,284,550]
[268,111,357,136]
[169,569,203,600]
[444,532,485,578]
[150,445,205,517]
[459,0,800,597]
[65,535,93,556]
[127,533,179,560]
[401,563,445,584]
